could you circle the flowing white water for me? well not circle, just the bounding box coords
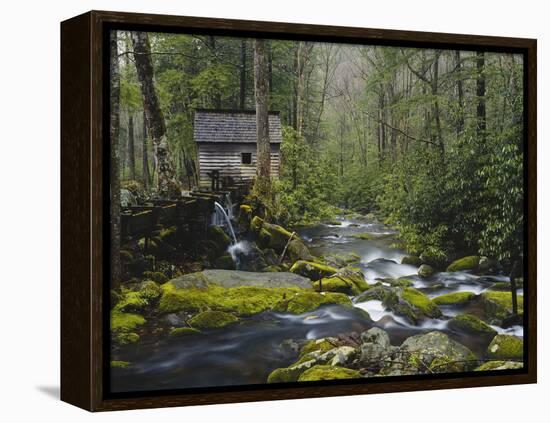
[213,201,237,245]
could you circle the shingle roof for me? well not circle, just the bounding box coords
[194,109,282,144]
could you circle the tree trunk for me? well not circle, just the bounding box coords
[476,51,487,142]
[454,50,465,135]
[253,38,271,193]
[127,113,136,180]
[239,39,246,110]
[131,31,179,197]
[110,31,122,287]
[142,110,150,189]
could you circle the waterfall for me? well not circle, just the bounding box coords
[213,201,237,245]
[225,193,235,220]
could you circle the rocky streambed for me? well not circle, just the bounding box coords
[110,212,524,392]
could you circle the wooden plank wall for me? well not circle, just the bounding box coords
[198,143,280,186]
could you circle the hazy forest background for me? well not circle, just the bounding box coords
[113,31,524,270]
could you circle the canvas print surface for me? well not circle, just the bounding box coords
[108,29,526,393]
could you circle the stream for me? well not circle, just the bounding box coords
[111,215,523,393]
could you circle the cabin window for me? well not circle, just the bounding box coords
[241,152,252,165]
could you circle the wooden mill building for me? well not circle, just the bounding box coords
[193,109,282,187]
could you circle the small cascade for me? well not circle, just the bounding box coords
[213,201,237,245]
[225,193,235,220]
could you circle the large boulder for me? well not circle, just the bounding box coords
[287,239,314,262]
[170,269,312,289]
[418,264,435,278]
[481,291,524,324]
[250,216,296,252]
[312,267,369,295]
[395,331,477,373]
[446,256,480,272]
[419,249,449,269]
[359,328,394,368]
[355,286,441,324]
[448,314,497,336]
[290,260,337,281]
[487,334,523,360]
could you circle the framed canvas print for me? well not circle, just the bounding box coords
[60,10,537,411]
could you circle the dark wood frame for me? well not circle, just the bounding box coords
[61,10,537,412]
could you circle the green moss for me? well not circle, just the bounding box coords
[267,366,303,383]
[113,291,149,313]
[214,254,235,270]
[325,220,342,226]
[250,215,264,233]
[433,291,476,305]
[275,291,352,314]
[402,288,442,318]
[139,281,162,301]
[113,332,140,345]
[297,365,361,382]
[111,311,146,333]
[159,282,299,315]
[207,225,231,251]
[290,260,337,280]
[169,327,202,337]
[449,314,497,335]
[240,204,252,213]
[482,291,524,321]
[111,360,130,368]
[142,271,168,284]
[313,270,369,295]
[447,256,480,272]
[189,310,239,329]
[487,335,524,359]
[300,339,336,357]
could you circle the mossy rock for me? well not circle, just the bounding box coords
[433,291,476,306]
[313,268,369,295]
[290,260,337,281]
[488,281,523,291]
[446,256,480,272]
[474,360,523,371]
[250,215,264,233]
[263,265,284,272]
[298,365,361,382]
[159,281,310,316]
[325,220,342,226]
[188,310,239,329]
[487,334,523,359]
[113,332,140,345]
[449,314,497,336]
[287,239,313,262]
[322,252,361,268]
[300,339,336,357]
[267,366,304,383]
[399,331,477,373]
[481,291,523,323]
[401,255,422,267]
[142,271,168,284]
[274,291,352,314]
[214,254,236,270]
[207,225,231,252]
[111,360,130,368]
[169,327,202,337]
[111,311,145,334]
[418,264,435,278]
[401,287,442,319]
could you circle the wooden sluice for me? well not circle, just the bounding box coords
[120,183,251,253]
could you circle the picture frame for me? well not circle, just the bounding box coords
[60,10,537,411]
